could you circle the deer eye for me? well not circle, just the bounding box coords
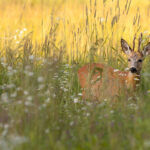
[128,59,131,62]
[138,59,142,62]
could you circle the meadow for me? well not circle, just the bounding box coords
[0,0,150,149]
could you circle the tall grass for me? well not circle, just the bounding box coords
[0,0,150,150]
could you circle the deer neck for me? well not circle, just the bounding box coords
[126,72,140,89]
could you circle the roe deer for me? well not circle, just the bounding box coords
[78,34,150,100]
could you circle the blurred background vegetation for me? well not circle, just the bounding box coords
[1,0,150,60]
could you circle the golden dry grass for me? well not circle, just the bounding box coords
[0,0,150,58]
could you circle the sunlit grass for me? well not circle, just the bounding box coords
[0,0,150,58]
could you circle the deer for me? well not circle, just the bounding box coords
[78,34,150,100]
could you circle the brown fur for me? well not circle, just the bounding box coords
[78,63,128,100]
[78,35,150,101]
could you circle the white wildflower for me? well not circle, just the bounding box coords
[63,88,68,92]
[4,124,9,129]
[45,129,49,134]
[52,94,56,98]
[42,103,47,108]
[134,78,139,81]
[1,62,7,67]
[7,66,12,71]
[38,84,45,90]
[37,76,44,83]
[81,107,86,110]
[110,110,114,114]
[7,84,15,89]
[45,98,50,103]
[23,28,27,31]
[70,121,74,126]
[24,101,32,106]
[128,103,138,110]
[78,93,82,96]
[73,98,78,103]
[45,90,50,95]
[17,101,23,105]
[114,69,119,72]
[14,35,17,40]
[104,99,107,102]
[27,96,32,101]
[2,129,8,136]
[65,64,70,68]
[16,87,22,91]
[97,75,101,79]
[86,113,90,117]
[19,31,23,35]
[10,92,17,98]
[128,97,133,101]
[25,65,31,70]
[28,72,34,77]
[13,69,17,74]
[124,68,129,71]
[1,93,9,102]
[24,91,29,95]
[86,102,92,106]
[29,55,34,60]
[100,17,104,23]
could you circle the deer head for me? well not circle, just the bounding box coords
[121,33,150,74]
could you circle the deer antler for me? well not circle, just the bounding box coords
[133,34,136,51]
[138,33,143,51]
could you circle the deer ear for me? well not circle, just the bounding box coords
[142,42,150,57]
[121,39,132,55]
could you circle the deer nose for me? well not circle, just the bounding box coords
[130,67,137,73]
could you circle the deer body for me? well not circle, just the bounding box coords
[78,63,139,100]
[78,34,150,100]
